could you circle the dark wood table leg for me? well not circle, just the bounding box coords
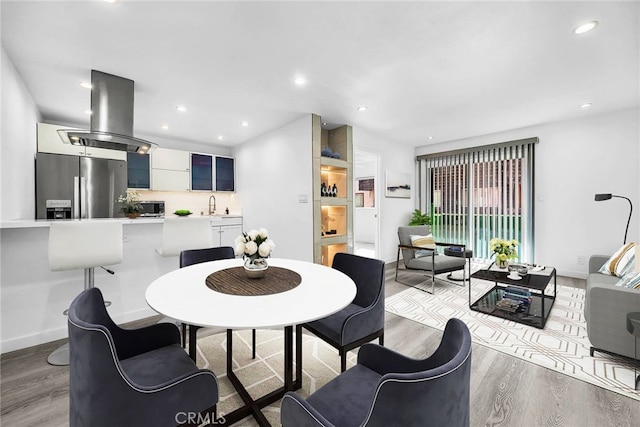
[188,325,198,362]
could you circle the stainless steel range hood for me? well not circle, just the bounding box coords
[58,70,157,154]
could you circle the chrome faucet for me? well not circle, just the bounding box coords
[208,194,216,215]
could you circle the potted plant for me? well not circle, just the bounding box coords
[490,238,518,268]
[408,209,432,226]
[117,190,143,218]
[235,228,276,278]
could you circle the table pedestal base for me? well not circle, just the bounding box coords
[202,325,302,426]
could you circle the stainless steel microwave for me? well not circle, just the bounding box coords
[139,201,165,217]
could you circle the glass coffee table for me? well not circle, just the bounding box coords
[470,265,557,329]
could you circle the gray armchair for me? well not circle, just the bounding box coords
[302,252,385,372]
[281,318,472,427]
[68,287,218,427]
[396,225,468,294]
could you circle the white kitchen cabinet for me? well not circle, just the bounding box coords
[217,224,243,247]
[151,147,190,171]
[37,122,126,160]
[211,216,243,248]
[151,169,190,192]
[150,148,190,191]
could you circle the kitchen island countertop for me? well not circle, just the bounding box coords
[0,215,242,229]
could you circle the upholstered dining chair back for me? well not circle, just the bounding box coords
[156,217,213,257]
[332,252,386,330]
[49,221,123,272]
[68,287,218,427]
[180,246,235,268]
[281,318,472,427]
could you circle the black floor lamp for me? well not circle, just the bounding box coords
[594,193,633,245]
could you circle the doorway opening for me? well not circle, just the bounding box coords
[354,150,380,259]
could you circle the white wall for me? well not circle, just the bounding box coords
[233,114,313,261]
[416,107,640,278]
[1,47,41,221]
[353,127,416,263]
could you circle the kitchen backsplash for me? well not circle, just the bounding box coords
[132,190,241,217]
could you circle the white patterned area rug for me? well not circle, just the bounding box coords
[385,275,640,402]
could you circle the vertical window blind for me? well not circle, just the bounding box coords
[417,138,537,262]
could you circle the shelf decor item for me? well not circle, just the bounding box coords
[490,238,518,268]
[235,228,276,279]
[117,190,143,219]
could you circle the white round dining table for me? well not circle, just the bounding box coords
[145,257,356,329]
[145,257,356,426]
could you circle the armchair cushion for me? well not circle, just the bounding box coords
[406,254,466,272]
[119,343,204,388]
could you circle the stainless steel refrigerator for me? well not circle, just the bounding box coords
[36,153,127,219]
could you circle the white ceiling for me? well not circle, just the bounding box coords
[2,1,638,149]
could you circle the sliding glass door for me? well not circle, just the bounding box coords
[417,138,537,262]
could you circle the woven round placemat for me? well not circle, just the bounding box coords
[205,266,302,296]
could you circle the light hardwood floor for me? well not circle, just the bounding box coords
[2,265,639,426]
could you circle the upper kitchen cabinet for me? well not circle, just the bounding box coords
[37,122,126,161]
[127,153,150,189]
[215,156,235,192]
[150,147,190,191]
[191,153,213,191]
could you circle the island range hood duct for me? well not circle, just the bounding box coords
[58,70,157,153]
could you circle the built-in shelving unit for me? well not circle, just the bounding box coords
[312,114,353,266]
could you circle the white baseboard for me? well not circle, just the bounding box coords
[0,307,158,354]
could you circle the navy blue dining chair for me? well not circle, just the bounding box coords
[68,287,218,427]
[281,318,472,427]
[302,252,385,372]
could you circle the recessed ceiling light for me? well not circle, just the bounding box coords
[176,105,187,112]
[241,121,249,127]
[579,102,593,109]
[104,0,118,4]
[573,21,598,35]
[84,110,92,115]
[357,106,368,111]
[217,135,224,141]
[161,124,169,130]
[322,122,327,126]
[79,82,92,89]
[427,136,434,140]
[294,76,306,86]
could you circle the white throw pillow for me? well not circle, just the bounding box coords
[599,242,636,277]
[411,234,436,258]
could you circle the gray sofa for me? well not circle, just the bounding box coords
[585,255,640,359]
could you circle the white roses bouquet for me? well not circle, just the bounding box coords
[235,228,276,261]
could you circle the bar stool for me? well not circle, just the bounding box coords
[48,221,123,365]
[626,312,640,390]
[155,217,213,348]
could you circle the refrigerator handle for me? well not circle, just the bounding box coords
[73,176,80,218]
[80,177,87,219]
